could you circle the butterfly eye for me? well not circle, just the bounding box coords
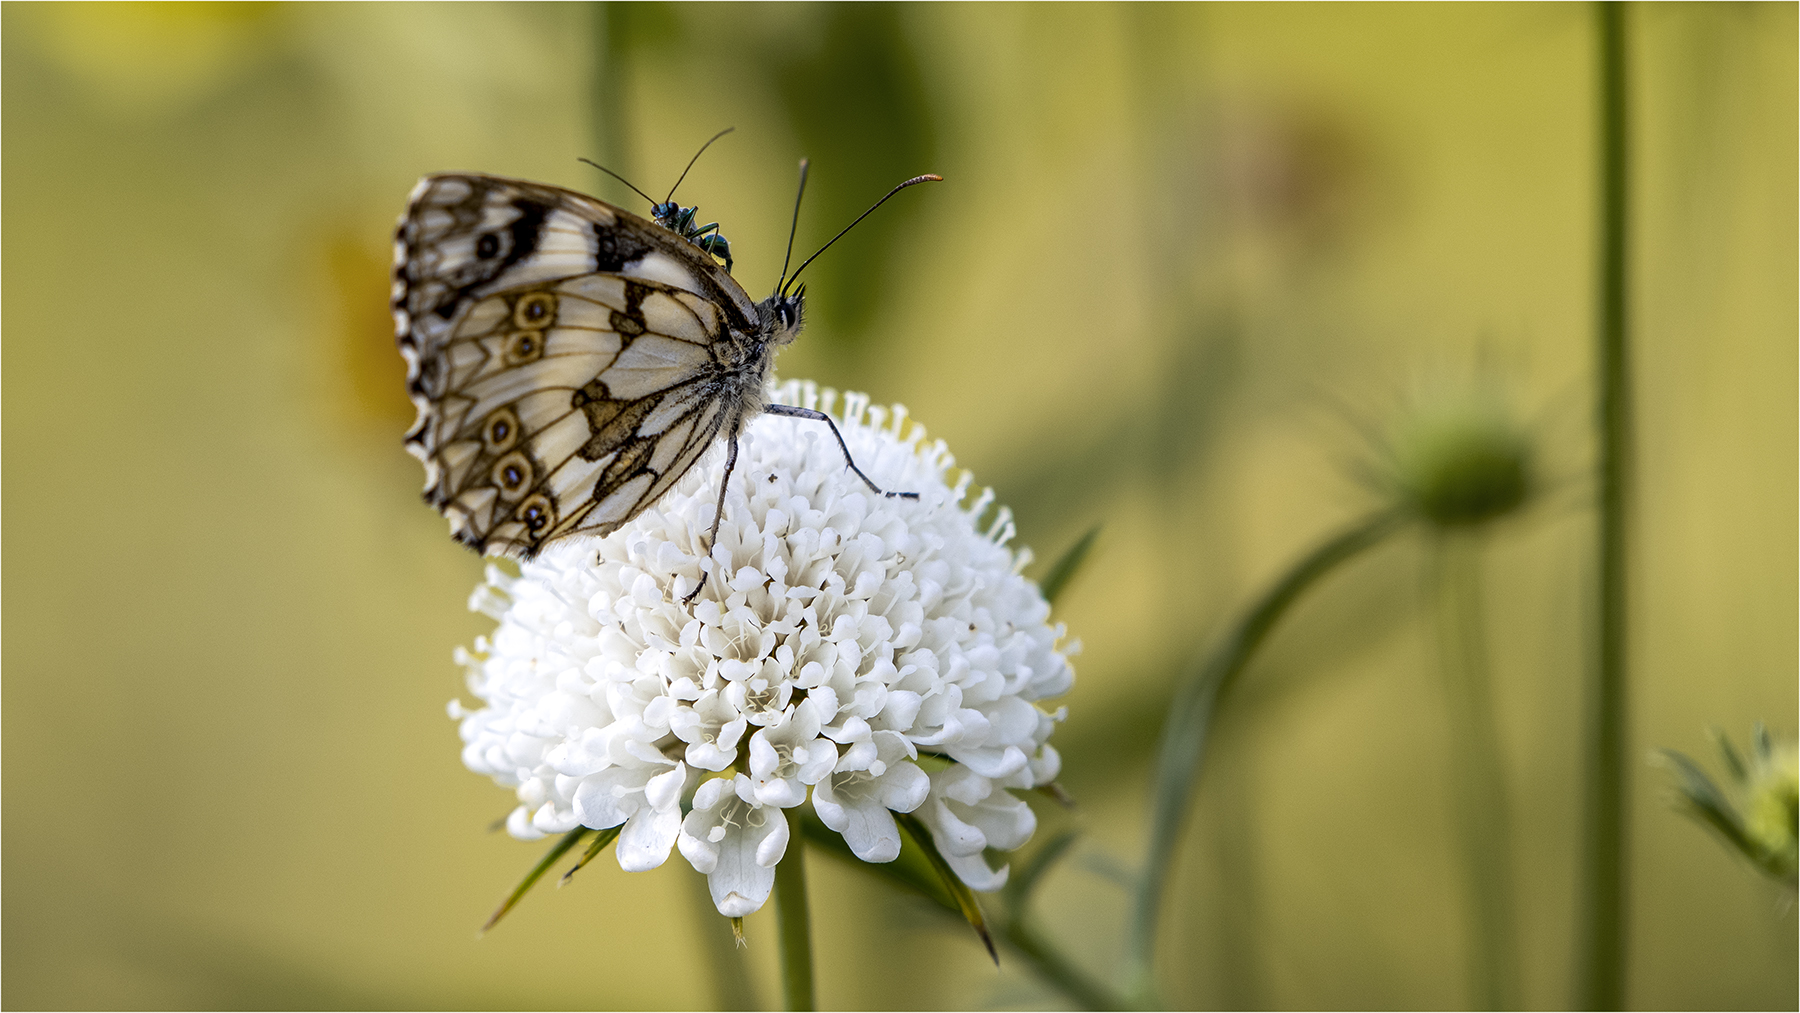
[492,451,534,499]
[475,233,501,259]
[482,407,521,453]
[513,292,557,329]
[777,299,801,329]
[504,329,545,366]
[518,493,556,534]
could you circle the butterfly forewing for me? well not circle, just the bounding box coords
[394,173,769,558]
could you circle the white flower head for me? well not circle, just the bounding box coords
[452,381,1075,916]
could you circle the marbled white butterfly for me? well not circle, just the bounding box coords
[391,151,939,580]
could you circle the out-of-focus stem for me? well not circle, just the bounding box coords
[774,818,815,1012]
[589,3,631,191]
[689,870,758,1010]
[1581,3,1631,1008]
[1124,507,1408,1006]
[1434,533,1519,1009]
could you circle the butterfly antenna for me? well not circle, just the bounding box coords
[773,158,810,297]
[781,173,943,296]
[577,157,657,207]
[664,127,735,203]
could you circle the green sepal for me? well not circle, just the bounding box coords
[894,811,998,964]
[795,808,958,911]
[1657,749,1757,855]
[1712,727,1749,785]
[559,825,623,886]
[1038,525,1101,606]
[795,808,995,961]
[480,827,590,935]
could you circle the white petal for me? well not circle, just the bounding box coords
[754,777,807,809]
[748,730,780,779]
[616,805,680,871]
[795,737,839,784]
[755,808,792,867]
[944,849,1009,892]
[573,767,645,829]
[923,797,987,857]
[838,797,902,863]
[879,762,931,814]
[644,763,687,811]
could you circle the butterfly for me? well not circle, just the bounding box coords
[391,155,940,583]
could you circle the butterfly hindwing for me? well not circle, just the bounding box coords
[394,173,767,558]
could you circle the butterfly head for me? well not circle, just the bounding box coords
[759,289,805,347]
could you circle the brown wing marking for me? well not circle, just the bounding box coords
[424,282,736,556]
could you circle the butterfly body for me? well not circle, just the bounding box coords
[393,173,800,559]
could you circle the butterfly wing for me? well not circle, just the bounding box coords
[394,173,759,556]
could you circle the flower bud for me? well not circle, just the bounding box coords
[1380,379,1533,526]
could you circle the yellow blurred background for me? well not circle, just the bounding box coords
[3,3,1793,1008]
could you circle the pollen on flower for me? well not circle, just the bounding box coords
[451,380,1075,916]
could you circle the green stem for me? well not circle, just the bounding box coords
[774,816,815,1012]
[795,812,1128,1010]
[1124,507,1408,1005]
[1434,534,1519,1009]
[1581,2,1631,1008]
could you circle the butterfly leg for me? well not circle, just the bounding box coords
[761,404,920,500]
[683,432,741,605]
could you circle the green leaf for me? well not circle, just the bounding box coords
[895,812,997,964]
[1124,507,1407,1001]
[559,825,623,886]
[1038,525,1101,606]
[480,827,590,936]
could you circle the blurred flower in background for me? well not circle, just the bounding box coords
[1661,725,1799,890]
[1370,373,1535,529]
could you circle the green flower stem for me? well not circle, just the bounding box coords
[1433,534,1519,1009]
[775,814,816,1012]
[1124,507,1408,1005]
[1581,3,1632,1008]
[794,811,1126,1009]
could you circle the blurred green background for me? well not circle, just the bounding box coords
[3,2,1794,1008]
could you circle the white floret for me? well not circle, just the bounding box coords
[452,381,1075,914]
